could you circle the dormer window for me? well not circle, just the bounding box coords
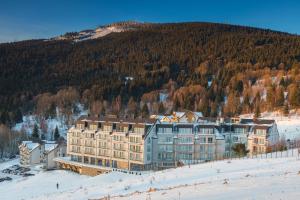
[112,123,117,131]
[129,124,133,132]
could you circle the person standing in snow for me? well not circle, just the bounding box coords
[56,183,59,189]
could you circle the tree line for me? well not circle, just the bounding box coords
[1,22,300,126]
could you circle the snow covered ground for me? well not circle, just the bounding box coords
[0,150,299,200]
[13,104,88,139]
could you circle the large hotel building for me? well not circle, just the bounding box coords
[55,111,279,176]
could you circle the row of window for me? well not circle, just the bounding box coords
[130,153,142,161]
[113,151,126,159]
[157,127,214,134]
[158,136,214,144]
[253,138,265,145]
[130,145,142,153]
[77,123,145,134]
[129,136,142,143]
[114,143,126,151]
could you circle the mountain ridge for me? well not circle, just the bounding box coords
[0,21,300,124]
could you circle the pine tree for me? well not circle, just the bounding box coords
[54,126,60,141]
[47,103,56,119]
[283,103,289,116]
[266,87,275,110]
[173,97,180,111]
[32,123,40,139]
[127,97,138,118]
[141,103,149,118]
[275,87,285,107]
[158,102,165,114]
[13,108,23,123]
[232,143,249,156]
[254,105,261,119]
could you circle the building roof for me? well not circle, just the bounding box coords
[77,115,156,125]
[44,143,58,152]
[21,141,40,152]
[240,118,275,125]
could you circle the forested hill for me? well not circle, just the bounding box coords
[1,22,300,125]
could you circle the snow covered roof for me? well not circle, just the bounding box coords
[21,141,40,152]
[45,143,58,152]
[173,112,185,118]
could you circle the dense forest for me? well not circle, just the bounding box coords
[1,22,300,126]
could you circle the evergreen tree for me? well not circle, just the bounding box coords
[32,123,40,139]
[173,97,180,111]
[232,143,249,156]
[254,105,261,119]
[12,108,23,123]
[283,103,289,116]
[158,102,165,114]
[47,103,56,119]
[279,77,286,87]
[0,111,11,125]
[289,84,300,107]
[141,103,149,118]
[127,97,138,118]
[275,87,285,107]
[54,126,60,141]
[266,87,275,110]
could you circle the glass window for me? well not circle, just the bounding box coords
[158,127,172,133]
[178,128,193,134]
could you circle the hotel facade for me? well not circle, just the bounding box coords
[56,111,279,176]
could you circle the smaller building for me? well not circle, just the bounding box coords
[42,142,67,169]
[247,120,279,155]
[19,140,66,169]
[19,141,43,166]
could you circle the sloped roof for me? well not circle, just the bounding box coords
[21,141,40,152]
[45,143,58,152]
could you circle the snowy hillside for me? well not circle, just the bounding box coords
[52,22,142,42]
[0,151,299,200]
[13,104,88,139]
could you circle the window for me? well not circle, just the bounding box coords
[147,154,151,161]
[234,128,245,134]
[232,136,238,142]
[158,127,172,133]
[256,129,266,135]
[178,137,193,144]
[77,124,85,129]
[254,138,258,144]
[207,146,213,153]
[129,124,133,131]
[89,124,97,130]
[134,127,145,134]
[178,128,192,134]
[198,128,214,134]
[103,125,112,131]
[199,137,206,143]
[207,137,213,143]
[259,139,264,144]
[176,145,192,152]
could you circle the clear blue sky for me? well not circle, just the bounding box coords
[0,0,299,42]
